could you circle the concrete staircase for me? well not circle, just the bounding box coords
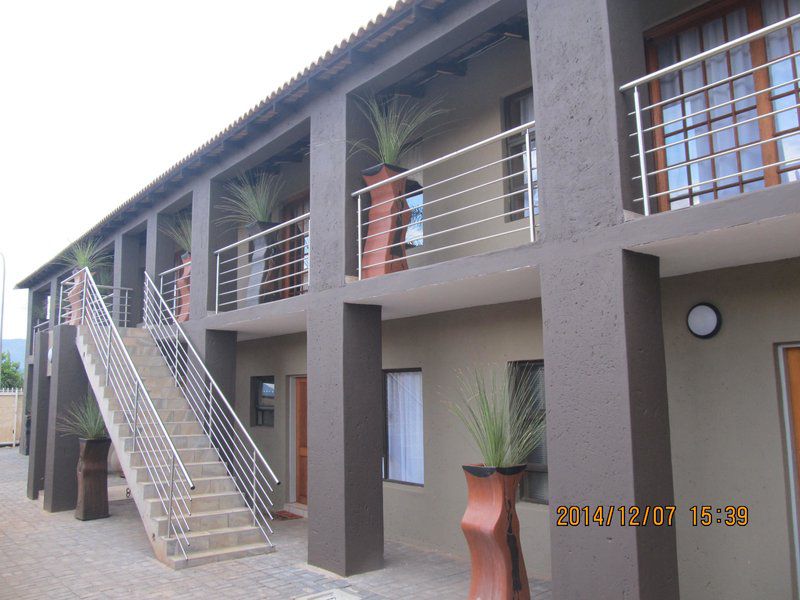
[75,325,274,568]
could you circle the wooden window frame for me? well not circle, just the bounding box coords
[643,0,784,212]
[503,87,535,221]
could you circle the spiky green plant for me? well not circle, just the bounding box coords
[57,394,108,440]
[160,213,193,255]
[351,94,448,166]
[217,172,284,228]
[60,239,112,273]
[451,365,545,468]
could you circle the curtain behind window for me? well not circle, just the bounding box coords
[386,371,424,485]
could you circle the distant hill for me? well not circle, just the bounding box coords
[2,339,26,369]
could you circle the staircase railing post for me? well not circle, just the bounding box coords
[132,385,139,452]
[105,322,113,369]
[252,449,257,521]
[167,453,176,539]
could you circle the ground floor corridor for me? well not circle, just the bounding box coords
[0,449,551,599]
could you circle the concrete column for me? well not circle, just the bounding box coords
[527,0,645,240]
[309,95,355,290]
[48,277,59,325]
[113,233,142,327]
[26,330,50,499]
[541,249,677,600]
[200,329,237,402]
[190,182,236,319]
[43,325,87,512]
[307,301,383,575]
[145,213,174,281]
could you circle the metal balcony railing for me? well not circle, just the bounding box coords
[58,269,195,557]
[621,12,800,215]
[58,276,132,328]
[213,213,310,312]
[351,121,537,279]
[143,273,280,544]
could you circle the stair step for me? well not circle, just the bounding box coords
[147,490,246,517]
[136,460,229,483]
[118,420,203,437]
[130,447,221,466]
[152,506,254,536]
[123,433,211,452]
[164,524,266,554]
[142,475,236,498]
[173,541,274,569]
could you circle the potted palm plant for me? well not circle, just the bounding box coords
[352,94,446,278]
[452,366,546,600]
[57,394,110,521]
[160,213,192,322]
[60,240,112,325]
[217,172,284,307]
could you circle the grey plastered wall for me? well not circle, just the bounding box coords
[26,330,50,499]
[234,332,307,509]
[114,231,143,326]
[662,258,800,600]
[381,299,551,577]
[43,325,87,512]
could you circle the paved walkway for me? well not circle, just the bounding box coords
[0,449,552,599]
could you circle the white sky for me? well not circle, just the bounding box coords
[0,0,392,340]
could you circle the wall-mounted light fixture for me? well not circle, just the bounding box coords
[687,303,722,339]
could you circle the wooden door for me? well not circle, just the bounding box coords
[295,377,308,505]
[786,348,800,483]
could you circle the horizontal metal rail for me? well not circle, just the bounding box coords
[213,214,309,313]
[620,13,800,214]
[353,122,537,279]
[58,269,194,558]
[143,273,280,546]
[620,13,800,91]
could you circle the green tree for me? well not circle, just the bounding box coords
[1,352,23,389]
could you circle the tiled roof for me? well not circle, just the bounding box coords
[18,0,447,289]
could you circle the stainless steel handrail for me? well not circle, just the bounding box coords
[142,272,280,545]
[351,120,536,196]
[620,13,800,91]
[58,268,195,558]
[620,12,800,215]
[352,121,537,278]
[213,214,310,312]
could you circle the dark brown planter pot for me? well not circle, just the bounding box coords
[461,464,530,600]
[243,221,280,307]
[360,163,410,279]
[175,253,192,322]
[76,438,111,521]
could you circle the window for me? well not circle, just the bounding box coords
[251,376,276,427]
[503,88,538,221]
[383,370,424,485]
[646,0,800,211]
[509,360,547,503]
[405,180,424,248]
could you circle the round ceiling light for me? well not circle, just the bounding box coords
[686,303,722,339]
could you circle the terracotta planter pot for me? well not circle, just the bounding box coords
[242,221,280,308]
[175,253,191,322]
[361,163,410,279]
[76,438,111,521]
[66,269,86,325]
[461,464,530,600]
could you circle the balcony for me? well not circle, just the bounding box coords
[213,213,310,313]
[622,12,800,215]
[352,121,538,280]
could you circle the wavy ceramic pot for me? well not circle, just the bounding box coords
[360,163,410,278]
[243,221,280,307]
[175,253,191,322]
[66,269,86,325]
[461,464,530,600]
[76,438,111,521]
